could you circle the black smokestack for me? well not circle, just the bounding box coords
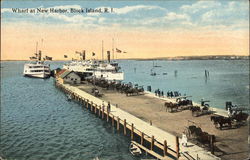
[83,50,86,60]
[38,50,42,61]
[107,51,110,63]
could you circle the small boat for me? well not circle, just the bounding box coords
[150,69,156,76]
[163,72,168,75]
[129,142,142,156]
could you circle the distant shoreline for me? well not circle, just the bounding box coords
[1,55,249,61]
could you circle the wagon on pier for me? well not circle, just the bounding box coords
[184,121,215,149]
[190,99,211,117]
[164,96,192,113]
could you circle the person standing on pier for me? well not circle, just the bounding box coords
[158,89,161,97]
[161,91,164,97]
[181,132,188,147]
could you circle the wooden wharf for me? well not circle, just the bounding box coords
[55,81,220,160]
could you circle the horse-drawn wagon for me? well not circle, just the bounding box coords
[190,99,211,117]
[164,96,192,113]
[184,121,215,148]
[210,102,249,129]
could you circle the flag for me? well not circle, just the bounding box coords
[64,55,68,58]
[116,48,122,53]
[123,51,127,53]
[92,52,95,56]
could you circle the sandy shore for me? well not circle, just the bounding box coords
[77,83,249,160]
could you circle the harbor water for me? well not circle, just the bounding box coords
[1,60,249,159]
[0,61,139,160]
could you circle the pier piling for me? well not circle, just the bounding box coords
[98,106,101,117]
[176,136,180,159]
[131,123,134,140]
[102,106,104,119]
[124,119,127,135]
[141,132,144,145]
[112,115,114,126]
[164,140,168,156]
[117,117,120,131]
[151,135,154,150]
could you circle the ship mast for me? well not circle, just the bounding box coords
[36,41,38,58]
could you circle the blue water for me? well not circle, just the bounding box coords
[0,60,249,159]
[120,60,249,109]
[0,61,139,160]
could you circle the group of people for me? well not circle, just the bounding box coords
[154,89,183,98]
[166,91,181,98]
[155,89,164,97]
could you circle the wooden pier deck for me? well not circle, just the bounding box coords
[56,81,221,160]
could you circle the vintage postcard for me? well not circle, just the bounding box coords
[1,1,249,160]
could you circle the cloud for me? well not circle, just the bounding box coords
[114,5,166,15]
[52,5,81,10]
[180,1,221,14]
[1,8,13,13]
[37,13,96,23]
[165,12,190,21]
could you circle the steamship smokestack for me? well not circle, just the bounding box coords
[82,50,86,60]
[38,50,42,61]
[107,51,110,63]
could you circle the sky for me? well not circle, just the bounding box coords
[1,0,249,60]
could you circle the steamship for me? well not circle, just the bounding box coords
[63,51,124,81]
[23,44,51,78]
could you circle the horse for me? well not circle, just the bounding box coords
[125,88,139,96]
[185,125,215,144]
[210,115,232,129]
[232,112,249,126]
[164,102,179,112]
